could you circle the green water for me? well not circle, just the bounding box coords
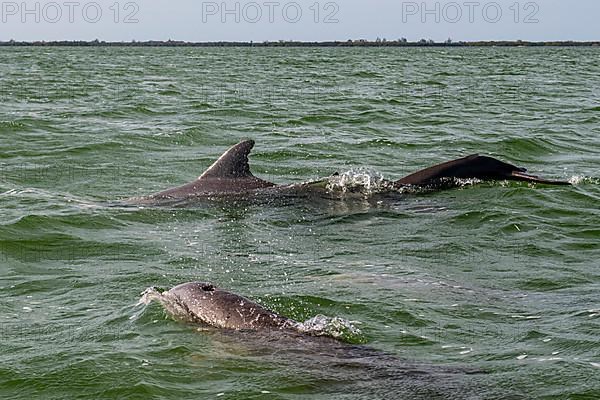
[1,47,599,399]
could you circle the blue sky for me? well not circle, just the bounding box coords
[1,0,598,42]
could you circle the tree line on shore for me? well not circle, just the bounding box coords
[1,39,598,47]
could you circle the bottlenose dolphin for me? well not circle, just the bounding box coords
[128,139,569,205]
[139,282,491,398]
[140,282,295,331]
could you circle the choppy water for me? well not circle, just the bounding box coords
[1,47,599,399]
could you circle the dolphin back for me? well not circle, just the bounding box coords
[165,282,293,330]
[396,154,571,187]
[147,140,275,200]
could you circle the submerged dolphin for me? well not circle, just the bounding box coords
[128,139,569,205]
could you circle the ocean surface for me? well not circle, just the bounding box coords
[1,47,599,399]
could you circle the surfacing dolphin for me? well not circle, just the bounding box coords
[139,282,491,398]
[140,281,296,331]
[128,139,569,206]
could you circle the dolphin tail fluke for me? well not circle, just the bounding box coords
[396,154,570,187]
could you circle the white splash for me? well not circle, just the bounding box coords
[295,314,362,340]
[568,176,599,185]
[325,167,389,195]
[137,286,165,306]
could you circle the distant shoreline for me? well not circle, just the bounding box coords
[1,40,599,47]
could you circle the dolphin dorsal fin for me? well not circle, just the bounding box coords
[198,140,256,180]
